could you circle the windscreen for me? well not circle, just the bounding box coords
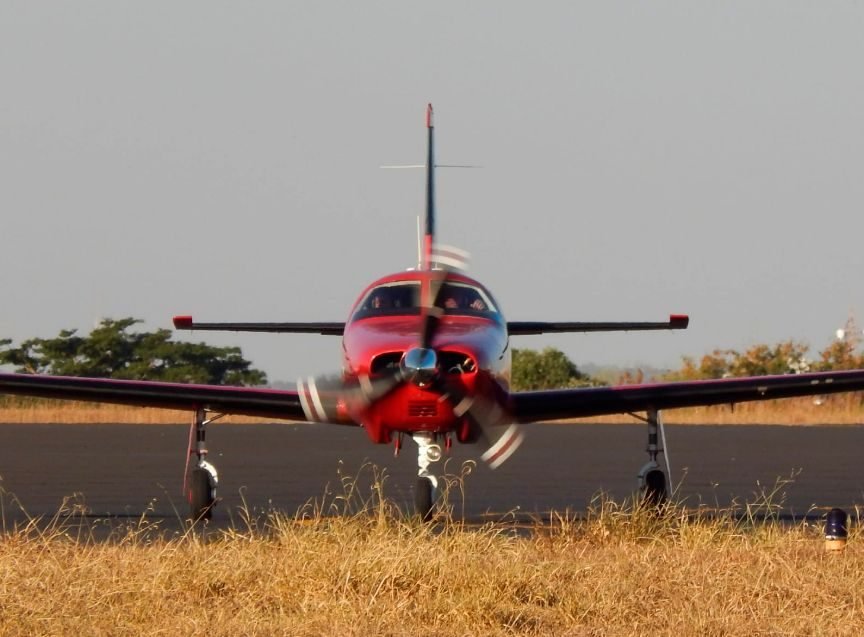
[352,280,498,320]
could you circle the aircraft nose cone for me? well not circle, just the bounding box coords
[401,348,438,387]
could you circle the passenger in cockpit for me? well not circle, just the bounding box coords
[461,288,486,310]
[440,287,487,312]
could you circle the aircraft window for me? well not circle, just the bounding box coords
[355,282,421,317]
[436,283,497,314]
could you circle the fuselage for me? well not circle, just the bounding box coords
[341,270,510,444]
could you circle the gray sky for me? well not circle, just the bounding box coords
[2,2,863,382]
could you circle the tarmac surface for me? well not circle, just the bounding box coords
[1,422,863,530]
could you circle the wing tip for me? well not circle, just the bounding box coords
[173,315,193,329]
[670,314,689,329]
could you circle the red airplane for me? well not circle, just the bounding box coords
[3,104,864,521]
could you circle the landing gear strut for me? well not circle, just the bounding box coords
[412,432,442,521]
[186,408,222,520]
[635,408,671,507]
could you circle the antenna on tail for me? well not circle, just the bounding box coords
[382,104,477,270]
[423,104,435,270]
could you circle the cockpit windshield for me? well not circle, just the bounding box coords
[352,280,499,320]
[358,282,421,314]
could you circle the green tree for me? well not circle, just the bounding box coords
[0,318,266,386]
[512,347,600,391]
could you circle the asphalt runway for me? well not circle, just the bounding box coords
[1,422,863,530]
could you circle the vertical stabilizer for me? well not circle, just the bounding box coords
[423,104,435,270]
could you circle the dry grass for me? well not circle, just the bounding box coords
[5,395,861,425]
[1,474,863,636]
[569,394,864,426]
[0,398,278,424]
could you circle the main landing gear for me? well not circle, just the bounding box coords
[186,408,222,520]
[412,432,443,521]
[635,408,671,507]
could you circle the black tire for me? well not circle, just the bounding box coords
[189,468,216,520]
[643,469,667,508]
[415,477,435,521]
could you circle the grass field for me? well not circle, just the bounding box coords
[2,396,861,634]
[1,486,862,636]
[0,394,862,425]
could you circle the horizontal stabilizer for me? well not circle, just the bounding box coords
[507,314,689,335]
[173,316,344,335]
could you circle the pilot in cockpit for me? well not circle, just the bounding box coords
[369,291,391,310]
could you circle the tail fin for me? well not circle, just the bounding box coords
[423,103,435,270]
[386,104,472,269]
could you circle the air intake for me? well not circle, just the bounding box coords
[408,401,438,417]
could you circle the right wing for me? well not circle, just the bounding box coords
[173,316,344,335]
[507,314,689,335]
[510,369,864,422]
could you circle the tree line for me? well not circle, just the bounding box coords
[662,338,864,382]
[513,336,864,389]
[2,318,862,391]
[0,318,266,386]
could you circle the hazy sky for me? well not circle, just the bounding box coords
[2,2,863,382]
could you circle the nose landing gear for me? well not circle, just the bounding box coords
[413,432,443,521]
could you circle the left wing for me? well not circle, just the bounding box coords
[510,369,864,422]
[0,372,317,421]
